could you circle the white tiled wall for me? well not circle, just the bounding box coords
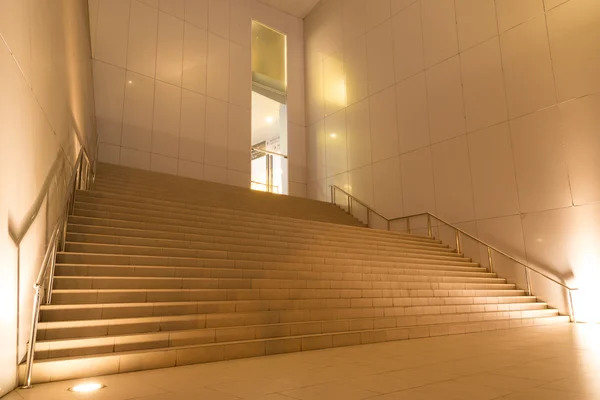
[0,0,96,393]
[90,0,307,193]
[305,0,600,320]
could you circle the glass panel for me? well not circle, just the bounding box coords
[250,153,287,195]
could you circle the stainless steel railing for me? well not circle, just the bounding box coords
[251,147,287,194]
[21,147,95,388]
[330,185,579,322]
[250,147,288,159]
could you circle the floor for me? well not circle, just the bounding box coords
[7,323,600,400]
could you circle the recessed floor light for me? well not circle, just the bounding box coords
[69,382,105,393]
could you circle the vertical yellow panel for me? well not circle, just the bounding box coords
[252,21,286,93]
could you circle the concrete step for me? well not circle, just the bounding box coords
[89,176,334,208]
[65,233,461,263]
[22,315,570,384]
[56,254,482,280]
[71,200,436,245]
[89,181,362,225]
[49,287,529,305]
[39,296,544,324]
[88,182,353,216]
[34,308,560,359]
[92,166,331,208]
[54,263,501,281]
[67,223,452,256]
[52,275,515,291]
[55,253,485,278]
[91,171,346,201]
[62,241,474,268]
[68,214,444,251]
[71,194,442,247]
[76,190,350,224]
[74,194,374,237]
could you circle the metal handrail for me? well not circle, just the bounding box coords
[251,180,281,193]
[251,147,288,159]
[21,147,95,388]
[330,185,578,321]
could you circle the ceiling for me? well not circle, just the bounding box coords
[256,0,322,18]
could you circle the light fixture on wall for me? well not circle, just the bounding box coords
[265,116,274,124]
[69,382,105,393]
[330,133,337,138]
[128,80,132,84]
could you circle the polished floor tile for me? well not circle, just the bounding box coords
[9,323,600,400]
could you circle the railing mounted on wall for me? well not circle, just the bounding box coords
[330,185,579,323]
[21,147,95,389]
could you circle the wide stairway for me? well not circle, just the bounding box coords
[23,163,569,383]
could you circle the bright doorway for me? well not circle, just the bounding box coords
[251,21,288,195]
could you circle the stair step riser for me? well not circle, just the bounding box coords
[87,184,363,226]
[90,179,336,207]
[55,253,484,276]
[76,194,357,228]
[50,288,528,305]
[34,309,559,359]
[72,207,436,247]
[74,197,366,235]
[25,315,569,384]
[89,180,354,208]
[53,277,514,291]
[73,197,428,248]
[39,300,547,325]
[55,264,500,282]
[68,223,451,254]
[66,230,455,258]
[65,234,461,262]
[69,215,445,250]
[62,243,474,267]
[73,202,373,239]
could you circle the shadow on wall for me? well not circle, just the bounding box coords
[7,148,73,367]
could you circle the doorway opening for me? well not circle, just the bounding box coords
[251,21,288,195]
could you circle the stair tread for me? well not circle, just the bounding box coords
[37,308,558,343]
[30,315,569,363]
[70,210,437,245]
[64,235,461,260]
[66,231,455,256]
[40,295,541,310]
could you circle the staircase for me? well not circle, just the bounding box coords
[22,163,569,384]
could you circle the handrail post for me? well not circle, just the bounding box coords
[330,186,335,205]
[69,161,79,215]
[406,218,411,234]
[22,287,42,388]
[46,244,58,304]
[568,290,576,323]
[77,154,83,190]
[60,211,68,252]
[387,219,390,231]
[487,247,494,273]
[348,196,352,215]
[84,160,89,189]
[525,266,532,296]
[427,214,432,238]
[366,208,370,227]
[455,230,461,254]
